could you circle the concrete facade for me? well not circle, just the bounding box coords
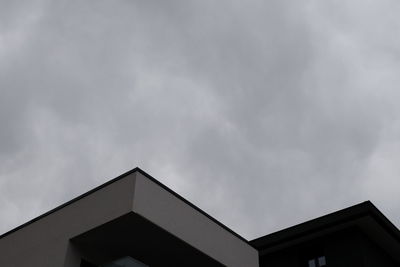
[0,168,258,267]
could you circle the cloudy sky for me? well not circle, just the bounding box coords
[1,0,400,239]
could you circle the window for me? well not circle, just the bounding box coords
[80,260,97,267]
[101,256,148,267]
[308,256,327,267]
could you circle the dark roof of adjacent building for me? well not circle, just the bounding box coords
[251,201,400,261]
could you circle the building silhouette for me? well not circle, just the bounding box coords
[0,168,399,266]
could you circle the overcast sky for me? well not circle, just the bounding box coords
[1,0,400,239]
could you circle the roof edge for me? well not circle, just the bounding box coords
[0,167,250,245]
[134,168,250,244]
[0,167,140,240]
[250,201,400,250]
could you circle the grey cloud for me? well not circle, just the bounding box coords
[1,0,400,239]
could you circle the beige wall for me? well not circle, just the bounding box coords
[0,169,259,267]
